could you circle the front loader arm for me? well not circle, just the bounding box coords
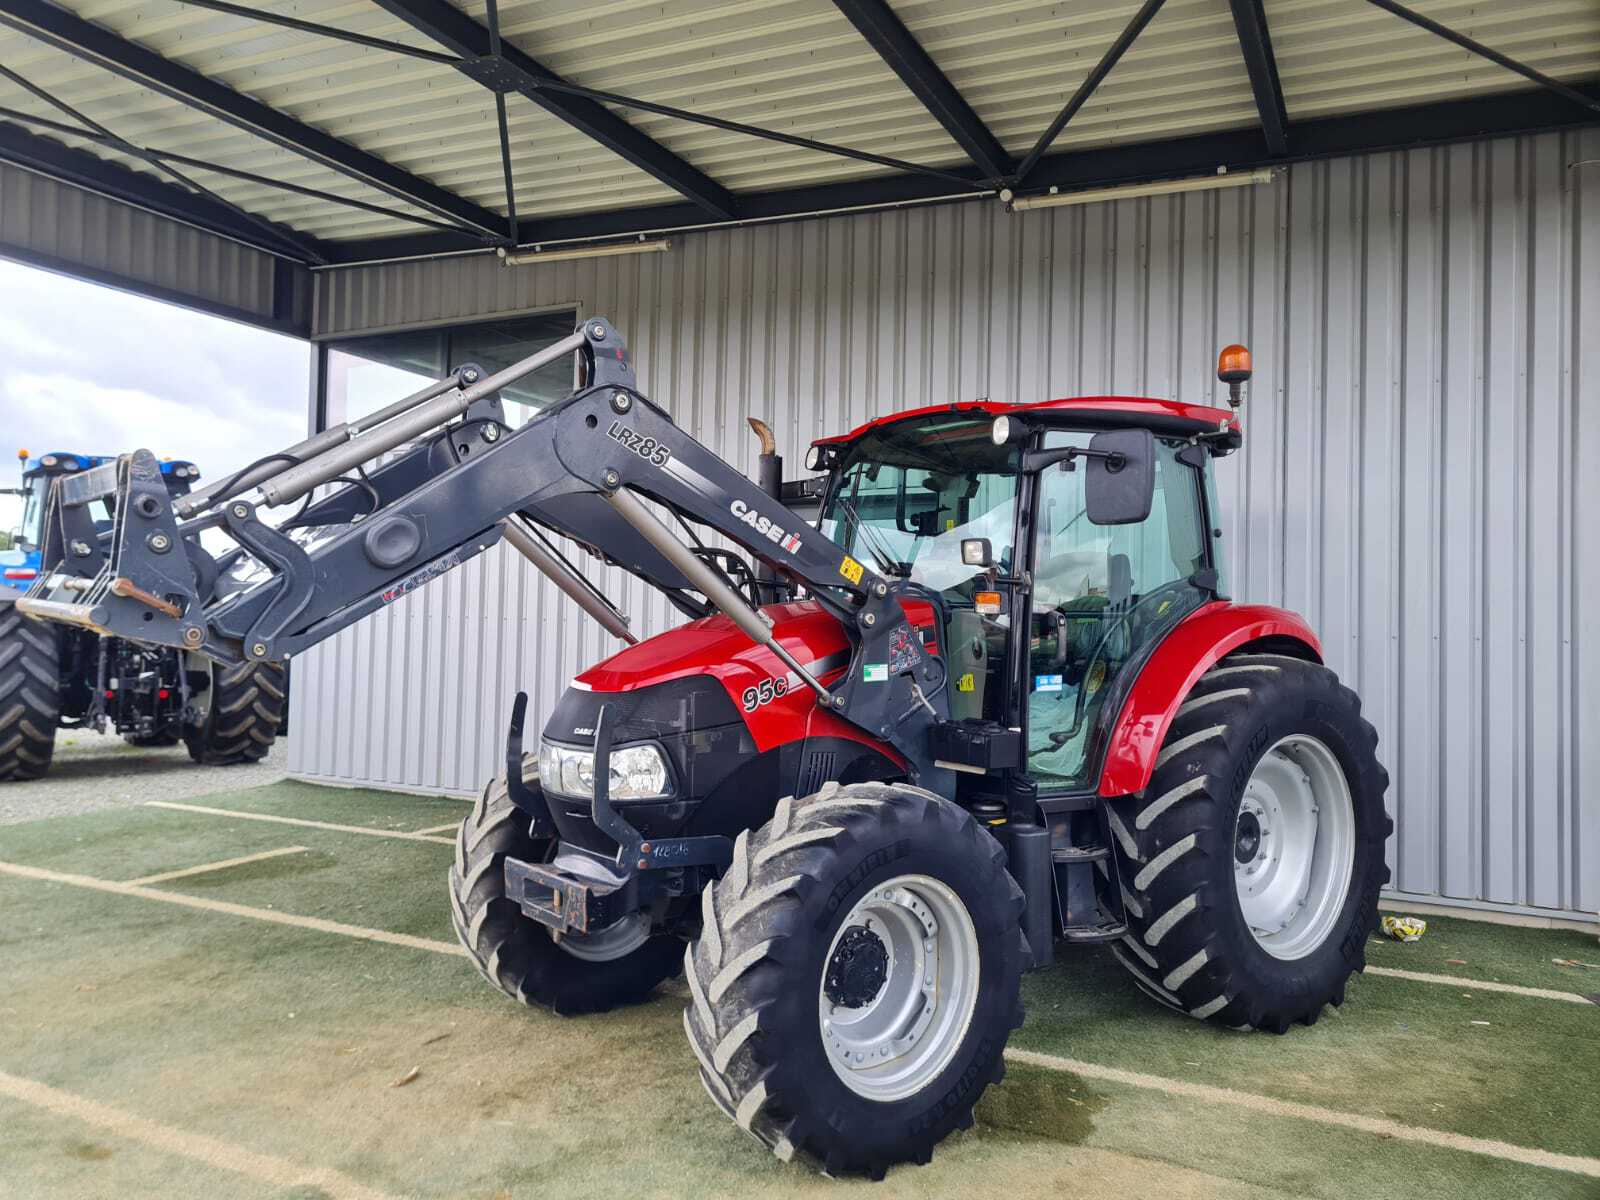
[17,318,953,784]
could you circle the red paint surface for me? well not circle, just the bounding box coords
[1097,602,1321,797]
[812,396,1240,447]
[576,598,934,757]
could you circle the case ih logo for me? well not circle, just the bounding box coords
[730,499,802,554]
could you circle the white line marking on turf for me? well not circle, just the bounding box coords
[1365,965,1594,1005]
[144,801,455,845]
[1005,1048,1600,1179]
[0,861,465,957]
[8,854,1592,1179]
[411,822,462,836]
[0,1069,400,1200]
[126,846,310,886]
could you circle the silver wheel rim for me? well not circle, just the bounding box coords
[553,913,650,962]
[818,874,980,1102]
[1234,734,1356,961]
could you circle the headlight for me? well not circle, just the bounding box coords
[538,739,671,801]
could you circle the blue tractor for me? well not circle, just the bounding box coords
[1,449,285,780]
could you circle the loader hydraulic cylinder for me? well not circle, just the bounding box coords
[602,486,833,705]
[261,331,586,507]
[500,517,636,644]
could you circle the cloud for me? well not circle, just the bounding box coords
[0,257,309,482]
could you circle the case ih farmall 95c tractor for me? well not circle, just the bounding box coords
[16,321,1390,1177]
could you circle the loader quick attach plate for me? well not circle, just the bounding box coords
[504,857,626,936]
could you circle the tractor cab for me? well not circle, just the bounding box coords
[2,451,200,592]
[810,392,1240,801]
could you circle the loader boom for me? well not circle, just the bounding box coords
[17,318,953,786]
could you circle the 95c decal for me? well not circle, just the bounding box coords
[740,675,790,712]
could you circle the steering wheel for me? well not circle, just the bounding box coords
[1046,578,1201,748]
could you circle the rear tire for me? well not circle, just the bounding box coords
[685,781,1026,1178]
[1107,653,1392,1031]
[0,601,59,781]
[449,759,682,1015]
[183,659,285,765]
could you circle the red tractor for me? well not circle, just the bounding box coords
[19,322,1390,1178]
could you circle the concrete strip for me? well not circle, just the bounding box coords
[0,1069,400,1200]
[1366,965,1595,1005]
[1007,1048,1600,1180]
[127,846,310,886]
[144,801,455,845]
[0,860,465,957]
[1380,895,1599,934]
[411,823,463,836]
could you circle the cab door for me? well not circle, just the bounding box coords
[1025,432,1212,791]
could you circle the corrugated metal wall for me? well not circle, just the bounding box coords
[0,163,309,334]
[296,128,1599,920]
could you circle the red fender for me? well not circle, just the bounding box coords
[1097,602,1322,798]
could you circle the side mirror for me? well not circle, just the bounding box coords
[960,537,992,568]
[1085,429,1155,526]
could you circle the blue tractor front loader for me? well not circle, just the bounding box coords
[1,449,285,780]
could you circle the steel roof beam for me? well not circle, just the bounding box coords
[0,117,322,262]
[370,0,737,220]
[0,60,328,262]
[1227,0,1288,156]
[528,76,980,188]
[324,80,1600,263]
[0,103,476,237]
[169,0,459,65]
[829,0,1012,180]
[486,0,518,244]
[1364,0,1600,116]
[0,0,506,240]
[1014,0,1168,184]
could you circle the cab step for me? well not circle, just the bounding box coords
[1060,920,1130,944]
[1051,843,1109,864]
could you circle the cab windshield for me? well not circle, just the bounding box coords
[818,417,1019,602]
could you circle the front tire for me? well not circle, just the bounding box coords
[1107,653,1392,1031]
[448,760,682,1015]
[685,781,1026,1178]
[0,601,59,781]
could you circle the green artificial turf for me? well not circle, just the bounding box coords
[1,781,1596,1199]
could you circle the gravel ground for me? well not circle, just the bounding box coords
[0,728,289,825]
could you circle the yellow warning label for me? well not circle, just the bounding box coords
[957,672,976,693]
[839,555,864,585]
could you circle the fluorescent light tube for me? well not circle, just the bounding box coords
[499,238,672,266]
[1010,169,1276,211]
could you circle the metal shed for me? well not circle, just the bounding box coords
[0,0,1596,922]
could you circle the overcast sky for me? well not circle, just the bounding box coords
[0,257,309,498]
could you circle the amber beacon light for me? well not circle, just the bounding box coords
[1217,344,1252,408]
